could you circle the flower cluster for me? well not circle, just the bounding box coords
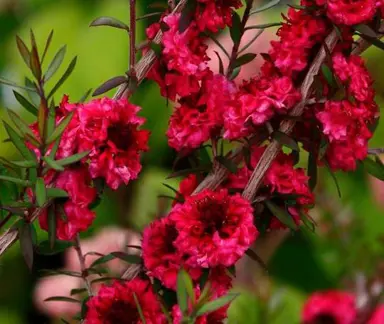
[302,290,384,324]
[28,96,149,239]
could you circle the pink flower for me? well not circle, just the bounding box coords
[174,174,199,205]
[142,217,201,290]
[78,97,149,190]
[85,278,166,324]
[326,0,376,26]
[302,290,356,324]
[369,305,384,324]
[171,189,258,268]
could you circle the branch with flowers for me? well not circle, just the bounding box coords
[0,0,384,323]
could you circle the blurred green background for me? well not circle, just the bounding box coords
[0,0,383,323]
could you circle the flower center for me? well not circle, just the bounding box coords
[164,223,178,253]
[107,124,134,151]
[310,314,337,324]
[104,299,139,324]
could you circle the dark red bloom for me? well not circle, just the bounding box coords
[85,278,166,324]
[326,0,376,26]
[142,217,201,290]
[171,189,258,268]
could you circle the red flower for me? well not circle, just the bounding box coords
[78,98,149,190]
[39,167,96,240]
[167,105,215,151]
[326,0,376,26]
[302,290,356,324]
[85,278,166,324]
[369,305,384,324]
[174,174,199,206]
[142,217,201,290]
[171,189,258,268]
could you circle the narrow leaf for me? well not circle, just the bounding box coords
[16,35,30,67]
[232,53,257,69]
[43,156,64,171]
[91,253,116,267]
[8,109,39,141]
[90,16,129,30]
[196,293,239,316]
[213,51,225,75]
[133,292,147,324]
[44,45,66,82]
[47,56,77,99]
[250,0,281,14]
[273,131,300,151]
[3,121,36,161]
[245,22,282,30]
[179,0,196,33]
[46,112,74,145]
[307,153,318,190]
[230,67,241,80]
[25,77,40,105]
[13,91,37,116]
[324,161,341,197]
[136,12,162,21]
[37,240,73,255]
[46,188,68,198]
[265,200,298,230]
[354,24,377,38]
[215,156,238,174]
[79,88,92,103]
[41,30,54,64]
[44,296,80,303]
[35,178,47,207]
[177,269,188,314]
[0,77,36,91]
[245,249,268,273]
[230,12,242,45]
[363,157,384,181]
[19,222,34,270]
[55,150,90,166]
[110,252,141,264]
[93,76,127,96]
[70,288,87,296]
[48,205,56,249]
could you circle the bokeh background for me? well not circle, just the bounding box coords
[0,0,383,323]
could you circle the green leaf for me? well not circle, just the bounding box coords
[0,175,31,186]
[150,43,162,57]
[213,51,225,75]
[133,293,147,324]
[265,200,298,230]
[167,165,211,179]
[90,253,116,267]
[44,45,66,82]
[110,252,141,264]
[363,156,384,181]
[136,12,162,21]
[3,121,36,160]
[46,105,56,139]
[7,109,39,142]
[41,30,54,64]
[47,56,77,99]
[230,12,242,45]
[19,222,34,270]
[250,0,281,14]
[324,161,341,197]
[232,53,257,69]
[37,240,73,255]
[245,22,282,30]
[196,293,239,317]
[245,249,268,273]
[48,135,62,160]
[43,156,65,171]
[307,153,317,190]
[48,205,56,249]
[273,131,300,151]
[299,210,316,232]
[78,88,92,103]
[44,296,80,303]
[215,156,238,174]
[46,112,74,145]
[354,24,377,38]
[46,188,68,198]
[230,67,241,80]
[93,76,127,96]
[16,35,30,68]
[177,269,189,314]
[39,269,81,277]
[7,160,37,168]
[13,91,38,116]
[358,34,384,51]
[70,288,87,296]
[90,16,130,30]
[24,77,40,106]
[35,178,47,207]
[0,77,36,91]
[55,150,90,167]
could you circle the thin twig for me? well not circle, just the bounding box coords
[368,148,384,155]
[239,29,264,55]
[74,234,94,296]
[129,0,137,72]
[242,29,339,201]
